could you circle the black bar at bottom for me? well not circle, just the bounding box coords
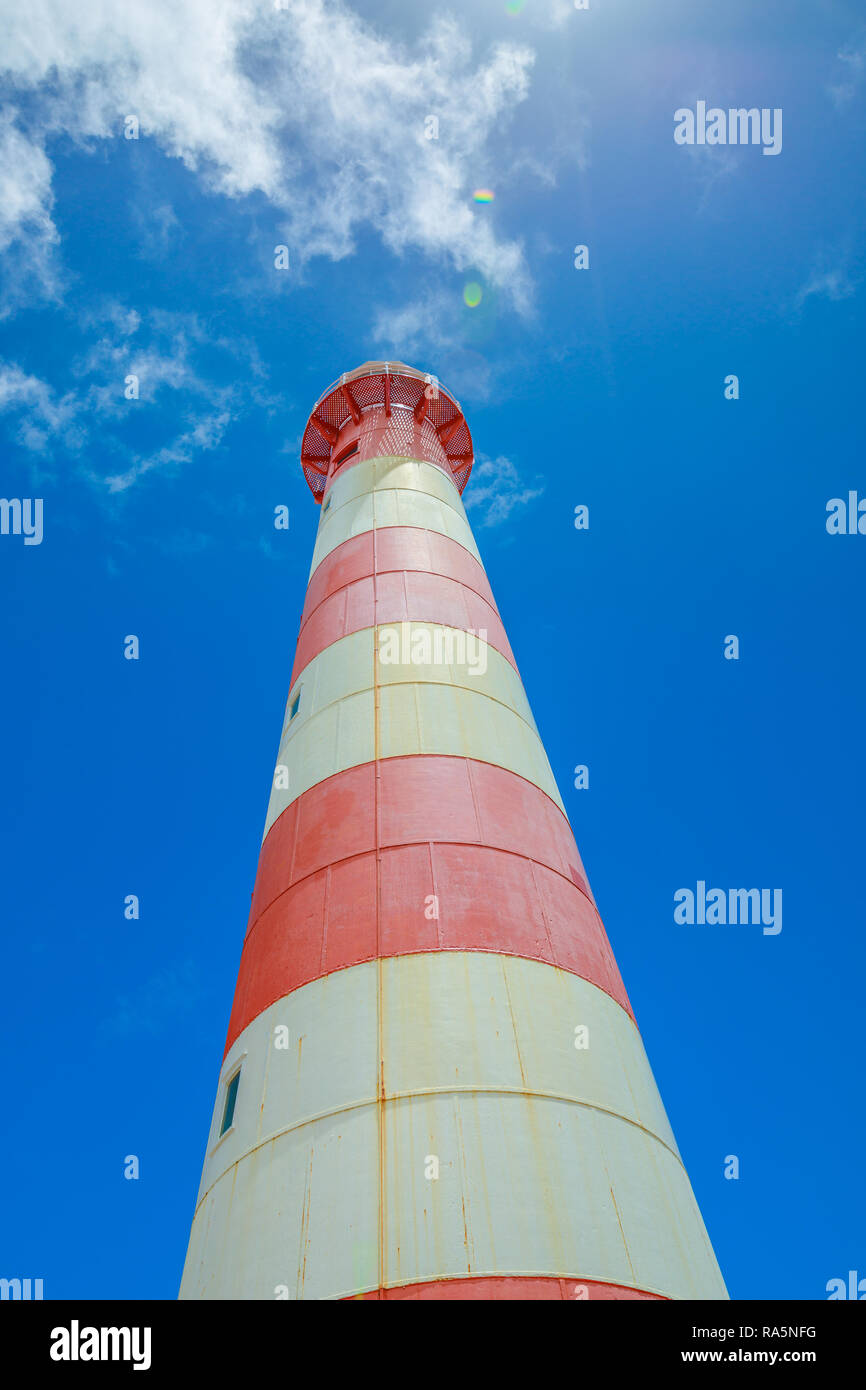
[0,1298,859,1375]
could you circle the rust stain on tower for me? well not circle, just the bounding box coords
[179,361,727,1301]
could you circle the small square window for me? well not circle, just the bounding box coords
[289,691,301,722]
[220,1070,240,1137]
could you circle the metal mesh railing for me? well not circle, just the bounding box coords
[301,361,473,501]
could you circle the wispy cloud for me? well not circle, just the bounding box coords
[681,141,739,215]
[793,258,858,311]
[129,201,182,260]
[103,407,232,493]
[0,109,56,252]
[464,452,544,528]
[0,302,270,489]
[100,959,208,1038]
[372,288,498,402]
[0,363,83,455]
[0,108,61,315]
[77,310,218,412]
[828,34,866,108]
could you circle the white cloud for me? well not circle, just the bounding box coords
[103,407,232,493]
[0,0,537,310]
[0,303,268,488]
[372,288,497,402]
[131,201,181,259]
[463,452,544,528]
[794,264,857,310]
[0,362,82,452]
[0,108,61,312]
[372,295,445,359]
[101,959,207,1037]
[78,314,208,412]
[1,1,284,193]
[680,141,739,214]
[829,35,866,108]
[0,109,56,252]
[548,0,575,30]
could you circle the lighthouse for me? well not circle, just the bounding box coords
[179,361,727,1301]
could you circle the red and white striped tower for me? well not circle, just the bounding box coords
[180,362,727,1301]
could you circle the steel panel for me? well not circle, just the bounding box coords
[266,688,375,835]
[282,628,371,724]
[309,490,480,577]
[182,955,725,1301]
[264,687,561,836]
[322,455,467,519]
[291,572,515,686]
[376,683,561,810]
[228,840,628,1048]
[302,526,498,618]
[373,623,527,711]
[381,1090,726,1299]
[181,1106,380,1301]
[280,621,533,739]
[195,966,380,1207]
[388,487,473,544]
[255,757,590,918]
[379,954,674,1150]
[205,957,667,1208]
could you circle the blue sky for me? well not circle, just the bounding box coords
[1,0,864,1300]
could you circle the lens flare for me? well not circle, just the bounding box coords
[463,282,483,308]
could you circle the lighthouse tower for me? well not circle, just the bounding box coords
[180,362,727,1301]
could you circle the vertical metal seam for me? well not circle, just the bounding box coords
[452,1095,473,1274]
[527,855,559,968]
[500,958,528,1091]
[464,758,484,847]
[373,510,386,1297]
[319,862,330,977]
[608,1183,637,1287]
[428,840,442,949]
